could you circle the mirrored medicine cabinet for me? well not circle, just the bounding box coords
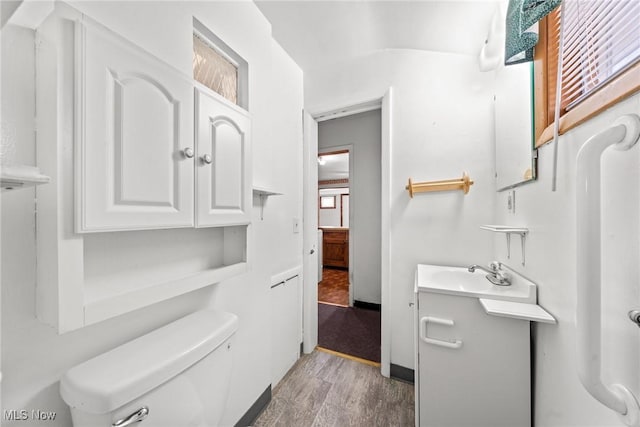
[494,61,536,191]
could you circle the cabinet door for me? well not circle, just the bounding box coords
[76,21,194,232]
[322,229,349,268]
[195,89,251,227]
[417,292,530,426]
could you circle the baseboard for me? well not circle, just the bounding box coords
[353,300,381,311]
[390,363,415,384]
[235,385,271,427]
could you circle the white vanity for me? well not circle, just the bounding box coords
[414,263,554,427]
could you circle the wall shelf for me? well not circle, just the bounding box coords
[480,224,529,266]
[253,186,282,220]
[1,165,50,192]
[479,298,556,324]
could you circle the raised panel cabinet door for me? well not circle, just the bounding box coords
[76,20,194,232]
[196,89,251,227]
[322,229,349,268]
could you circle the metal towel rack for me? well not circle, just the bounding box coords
[406,172,474,198]
[576,114,640,427]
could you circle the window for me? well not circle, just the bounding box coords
[534,1,640,147]
[192,18,248,109]
[319,195,336,209]
[193,33,238,104]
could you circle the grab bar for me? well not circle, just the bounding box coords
[576,114,640,426]
[419,316,463,349]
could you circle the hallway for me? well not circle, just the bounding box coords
[317,266,381,363]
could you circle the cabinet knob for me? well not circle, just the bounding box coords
[182,147,194,158]
[202,154,213,164]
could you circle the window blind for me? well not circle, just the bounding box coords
[557,0,640,112]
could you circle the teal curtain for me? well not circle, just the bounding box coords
[505,0,562,65]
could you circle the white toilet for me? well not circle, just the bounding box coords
[60,310,238,427]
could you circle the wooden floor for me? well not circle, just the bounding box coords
[318,267,349,306]
[254,350,414,427]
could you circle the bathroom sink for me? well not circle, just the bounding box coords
[415,264,536,303]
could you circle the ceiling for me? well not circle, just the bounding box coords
[318,152,349,181]
[255,0,500,73]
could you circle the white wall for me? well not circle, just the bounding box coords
[318,110,382,303]
[318,188,349,228]
[306,49,496,368]
[308,44,640,425]
[494,92,640,426]
[1,2,303,425]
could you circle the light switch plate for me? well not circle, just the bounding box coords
[293,217,300,233]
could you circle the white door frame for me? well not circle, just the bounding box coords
[302,89,392,377]
[302,111,319,354]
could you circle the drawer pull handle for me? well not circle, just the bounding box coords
[113,406,149,426]
[420,316,463,349]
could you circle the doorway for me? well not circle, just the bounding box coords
[318,149,351,307]
[302,90,392,375]
[315,110,382,364]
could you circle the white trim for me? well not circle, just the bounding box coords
[7,0,54,29]
[302,111,319,354]
[307,89,392,377]
[380,88,392,377]
[312,98,382,123]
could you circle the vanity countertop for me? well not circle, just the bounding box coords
[415,264,536,304]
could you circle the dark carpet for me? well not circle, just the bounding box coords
[318,303,381,363]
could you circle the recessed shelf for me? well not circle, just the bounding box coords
[1,165,50,191]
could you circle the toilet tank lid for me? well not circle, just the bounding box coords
[60,309,238,414]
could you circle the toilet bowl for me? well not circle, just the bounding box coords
[60,310,238,427]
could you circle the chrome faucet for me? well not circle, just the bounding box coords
[467,264,497,275]
[468,262,511,286]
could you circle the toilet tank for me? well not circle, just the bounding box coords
[60,310,238,427]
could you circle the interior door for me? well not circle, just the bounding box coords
[195,88,251,227]
[302,111,319,353]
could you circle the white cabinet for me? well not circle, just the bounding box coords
[76,19,195,232]
[413,264,555,427]
[270,267,302,387]
[196,88,251,227]
[35,8,250,333]
[76,22,252,232]
[416,291,530,427]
